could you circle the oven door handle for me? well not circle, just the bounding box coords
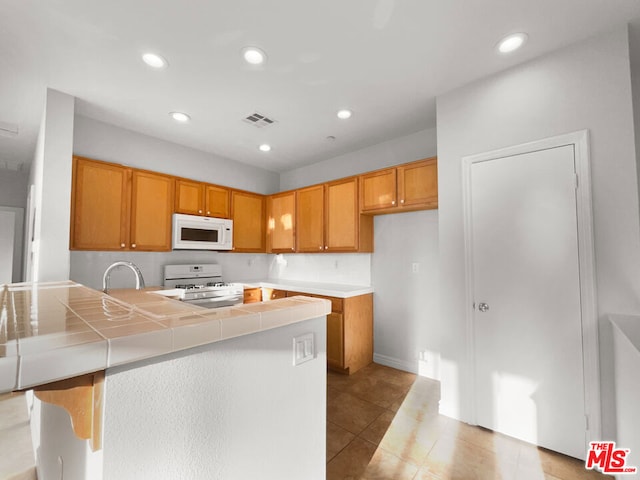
[187,295,243,304]
[206,295,242,302]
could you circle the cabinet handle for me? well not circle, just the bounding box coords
[120,243,125,248]
[131,243,137,248]
[400,199,405,204]
[291,247,294,251]
[392,200,396,205]
[207,211,210,215]
[324,246,328,250]
[319,246,323,250]
[198,209,203,214]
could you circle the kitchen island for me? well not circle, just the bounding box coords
[1,281,329,480]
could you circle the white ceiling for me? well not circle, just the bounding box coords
[1,1,640,173]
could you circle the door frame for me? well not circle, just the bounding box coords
[462,130,600,446]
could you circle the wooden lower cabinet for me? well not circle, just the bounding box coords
[285,291,373,374]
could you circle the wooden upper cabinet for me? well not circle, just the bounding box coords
[71,157,174,252]
[130,170,174,251]
[325,178,359,252]
[360,168,397,212]
[231,190,266,252]
[175,179,204,215]
[205,185,230,218]
[358,157,438,215]
[175,179,230,218]
[398,157,437,208]
[296,185,325,253]
[267,191,296,253]
[71,157,130,250]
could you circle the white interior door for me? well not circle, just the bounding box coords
[470,144,586,459]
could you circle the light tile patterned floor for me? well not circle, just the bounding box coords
[0,393,37,480]
[326,363,612,480]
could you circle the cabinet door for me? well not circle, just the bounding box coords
[204,185,230,218]
[360,168,397,212]
[325,178,359,252]
[71,157,130,250]
[130,171,174,251]
[296,185,324,252]
[267,191,296,253]
[243,287,262,303]
[398,157,438,208]
[175,179,205,215]
[327,312,344,369]
[231,191,266,252]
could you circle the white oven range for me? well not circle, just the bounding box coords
[163,264,243,308]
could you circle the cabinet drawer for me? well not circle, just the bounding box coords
[263,288,287,301]
[243,288,262,303]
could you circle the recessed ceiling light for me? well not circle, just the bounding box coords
[170,112,190,123]
[497,33,528,54]
[337,109,353,120]
[259,144,271,152]
[142,52,168,69]
[242,47,267,65]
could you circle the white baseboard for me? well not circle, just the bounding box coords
[373,353,418,374]
[373,353,442,382]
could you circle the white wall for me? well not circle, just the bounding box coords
[268,253,371,285]
[630,20,640,214]
[436,27,640,440]
[26,89,75,282]
[73,115,280,195]
[0,168,29,208]
[372,210,440,376]
[70,250,270,290]
[101,317,326,480]
[280,127,437,191]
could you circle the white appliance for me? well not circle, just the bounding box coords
[163,264,243,308]
[172,213,233,251]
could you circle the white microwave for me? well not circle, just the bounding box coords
[172,213,233,251]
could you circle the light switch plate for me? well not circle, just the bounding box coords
[293,333,315,366]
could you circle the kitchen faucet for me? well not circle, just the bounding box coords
[102,261,146,293]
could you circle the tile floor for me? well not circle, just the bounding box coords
[326,363,611,480]
[0,393,37,480]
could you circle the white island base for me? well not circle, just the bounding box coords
[35,316,327,480]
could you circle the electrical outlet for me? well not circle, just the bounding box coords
[293,333,315,366]
[412,262,420,273]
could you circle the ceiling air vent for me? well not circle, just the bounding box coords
[242,112,276,128]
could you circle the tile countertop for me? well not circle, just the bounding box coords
[241,279,373,298]
[0,281,330,394]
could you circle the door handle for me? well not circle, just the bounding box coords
[478,302,489,312]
